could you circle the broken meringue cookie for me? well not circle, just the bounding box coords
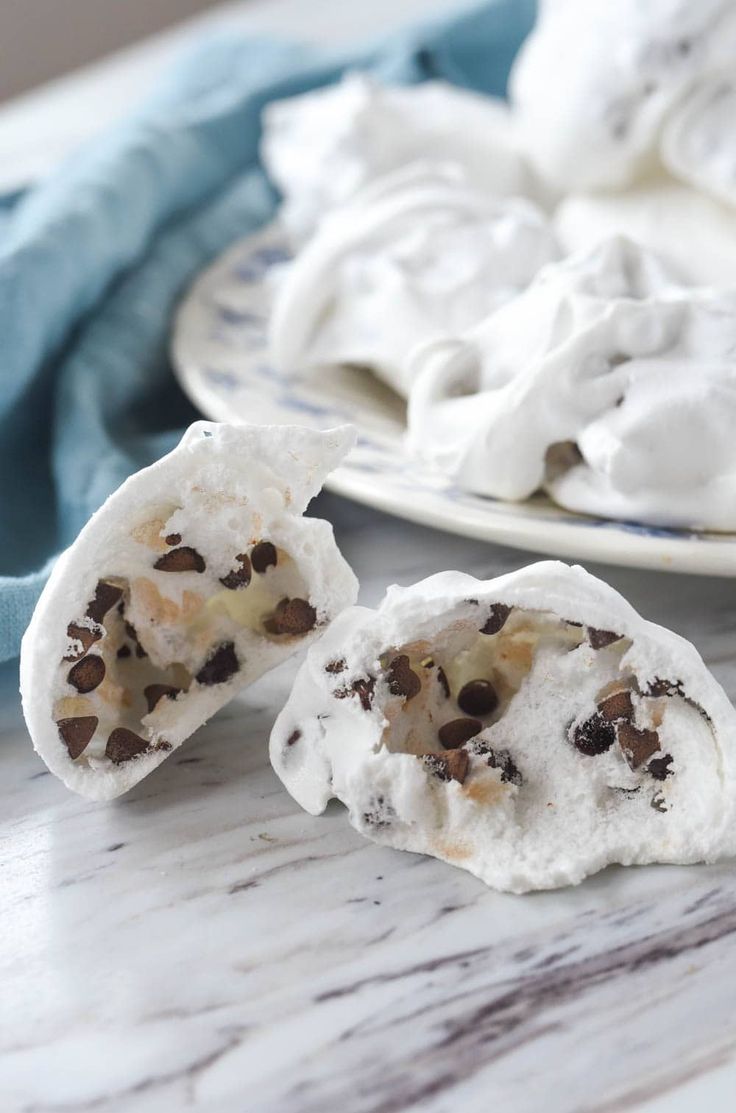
[270,562,736,893]
[269,162,559,398]
[511,0,736,194]
[407,235,736,530]
[20,422,358,800]
[261,72,538,243]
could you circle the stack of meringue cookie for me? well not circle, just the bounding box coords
[262,0,736,533]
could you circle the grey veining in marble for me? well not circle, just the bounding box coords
[3,492,736,1112]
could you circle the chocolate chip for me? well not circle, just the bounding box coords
[67,654,105,694]
[423,750,470,784]
[362,794,394,828]
[64,622,104,662]
[124,621,147,660]
[648,754,673,781]
[647,677,684,698]
[436,666,450,699]
[466,739,522,785]
[57,716,98,760]
[154,546,206,573]
[598,689,634,723]
[165,533,182,546]
[335,676,376,711]
[457,679,498,717]
[195,642,239,686]
[86,581,123,623]
[286,729,301,747]
[651,791,669,813]
[325,658,346,674]
[386,654,421,701]
[251,541,277,573]
[571,712,615,756]
[106,728,150,764]
[439,717,483,749]
[587,628,623,650]
[618,722,660,769]
[264,597,316,636]
[117,644,131,659]
[480,603,511,635]
[220,553,251,590]
[144,684,181,713]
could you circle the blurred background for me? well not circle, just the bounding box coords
[0,0,221,99]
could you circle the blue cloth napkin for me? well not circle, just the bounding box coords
[0,0,535,662]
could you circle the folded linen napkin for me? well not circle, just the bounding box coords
[0,0,534,662]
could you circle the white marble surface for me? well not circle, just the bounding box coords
[3,492,736,1112]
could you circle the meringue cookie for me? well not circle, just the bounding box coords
[511,0,736,195]
[271,562,736,893]
[407,235,736,530]
[261,72,536,241]
[270,162,559,397]
[661,73,736,208]
[555,179,736,287]
[21,422,358,800]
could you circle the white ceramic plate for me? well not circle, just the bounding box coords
[172,223,736,577]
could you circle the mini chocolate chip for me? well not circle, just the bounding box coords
[144,684,181,713]
[648,754,673,781]
[457,679,498,717]
[587,628,623,650]
[154,546,206,573]
[572,712,615,756]
[251,541,278,573]
[86,581,123,623]
[651,791,669,813]
[618,722,660,769]
[325,658,346,674]
[423,750,470,784]
[124,621,147,660]
[57,716,98,759]
[334,676,376,711]
[195,642,239,686]
[165,533,182,546]
[116,644,132,659]
[264,597,316,636]
[220,553,251,590]
[106,728,150,764]
[436,666,450,699]
[598,689,634,722]
[480,603,511,635]
[286,729,301,747]
[567,620,583,628]
[64,622,103,661]
[439,718,483,749]
[67,654,105,694]
[386,654,421,701]
[647,677,684,698]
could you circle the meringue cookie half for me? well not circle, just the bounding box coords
[21,423,358,800]
[271,562,736,893]
[511,0,736,194]
[408,235,736,530]
[270,162,559,398]
[261,72,537,242]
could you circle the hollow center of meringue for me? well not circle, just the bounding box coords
[53,515,319,769]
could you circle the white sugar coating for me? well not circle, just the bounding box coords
[407,235,736,530]
[269,163,559,398]
[510,0,736,197]
[20,422,358,800]
[555,179,736,287]
[261,72,538,242]
[270,562,736,893]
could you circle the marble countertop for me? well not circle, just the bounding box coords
[4,491,736,1112]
